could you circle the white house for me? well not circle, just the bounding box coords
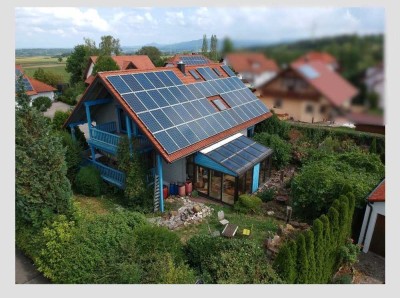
[358,179,385,257]
[364,63,384,110]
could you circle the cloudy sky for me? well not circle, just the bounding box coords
[15,7,385,48]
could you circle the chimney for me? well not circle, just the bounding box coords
[177,60,186,75]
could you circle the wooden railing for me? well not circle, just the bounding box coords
[96,121,117,133]
[89,127,120,153]
[88,160,125,188]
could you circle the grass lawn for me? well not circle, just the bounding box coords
[16,56,70,83]
[73,195,122,218]
[173,203,280,246]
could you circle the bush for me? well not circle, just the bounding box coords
[234,194,262,214]
[59,131,82,182]
[338,240,361,267]
[52,110,71,131]
[255,113,290,139]
[254,132,292,169]
[32,96,52,112]
[74,166,103,196]
[185,235,282,284]
[57,82,85,106]
[257,188,276,202]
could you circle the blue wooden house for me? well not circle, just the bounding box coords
[64,60,273,212]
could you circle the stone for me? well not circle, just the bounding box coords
[193,205,201,213]
[170,210,178,217]
[267,211,275,216]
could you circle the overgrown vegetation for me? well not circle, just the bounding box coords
[74,166,103,197]
[254,132,292,169]
[33,67,63,87]
[32,96,52,112]
[234,194,262,214]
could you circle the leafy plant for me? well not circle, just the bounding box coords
[234,194,262,214]
[338,240,361,266]
[255,113,290,140]
[254,132,292,169]
[32,96,52,112]
[257,187,277,202]
[74,166,103,196]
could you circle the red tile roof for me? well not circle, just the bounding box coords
[165,54,212,66]
[29,77,57,93]
[347,112,384,126]
[293,51,338,66]
[291,60,358,107]
[225,52,279,74]
[64,63,272,163]
[368,180,385,202]
[89,55,155,70]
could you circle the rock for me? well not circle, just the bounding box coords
[286,224,295,231]
[193,205,201,213]
[170,210,178,217]
[267,211,275,216]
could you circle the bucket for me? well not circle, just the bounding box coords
[163,185,168,199]
[185,181,193,195]
[178,183,186,197]
[169,183,174,195]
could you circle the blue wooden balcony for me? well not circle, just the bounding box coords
[88,160,125,188]
[88,121,152,155]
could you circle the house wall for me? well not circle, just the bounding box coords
[30,91,55,101]
[162,158,187,186]
[358,201,385,253]
[92,99,119,128]
[87,62,95,79]
[253,71,277,88]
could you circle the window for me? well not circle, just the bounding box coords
[213,67,222,77]
[211,98,228,111]
[273,98,282,109]
[305,104,314,114]
[189,69,201,80]
[320,105,327,114]
[195,166,209,196]
[118,108,127,132]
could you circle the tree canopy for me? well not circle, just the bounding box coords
[33,68,63,87]
[221,37,234,57]
[92,55,119,75]
[136,46,163,66]
[99,35,122,56]
[65,44,90,85]
[201,34,208,56]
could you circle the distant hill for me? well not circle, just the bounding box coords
[15,48,72,57]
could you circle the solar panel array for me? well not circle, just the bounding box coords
[204,135,271,175]
[221,65,236,77]
[15,68,34,91]
[106,69,269,155]
[180,55,209,65]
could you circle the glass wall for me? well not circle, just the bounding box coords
[195,166,209,195]
[238,168,253,195]
[258,156,272,188]
[210,170,222,200]
[222,174,235,205]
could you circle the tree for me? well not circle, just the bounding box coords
[296,234,309,283]
[16,76,72,226]
[58,57,62,63]
[369,137,377,154]
[66,44,89,85]
[99,35,122,56]
[312,218,324,283]
[304,230,317,283]
[33,68,63,87]
[367,91,379,110]
[92,55,119,75]
[201,34,208,56]
[83,37,99,56]
[253,132,292,169]
[210,34,218,61]
[221,37,234,57]
[136,46,163,66]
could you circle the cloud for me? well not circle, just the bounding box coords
[165,11,185,26]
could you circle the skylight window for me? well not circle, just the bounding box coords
[189,69,201,80]
[298,65,320,79]
[212,99,228,111]
[213,67,222,76]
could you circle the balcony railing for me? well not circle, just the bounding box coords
[89,127,120,154]
[88,160,125,188]
[96,121,117,133]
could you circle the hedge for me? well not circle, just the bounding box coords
[273,194,356,284]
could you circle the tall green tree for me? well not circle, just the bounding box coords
[296,234,309,283]
[83,37,99,56]
[16,76,72,227]
[221,37,234,57]
[66,44,89,85]
[92,55,119,75]
[210,34,218,61]
[136,46,163,66]
[99,35,122,56]
[201,34,208,56]
[33,68,63,87]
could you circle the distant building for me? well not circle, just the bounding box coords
[164,53,212,67]
[222,52,279,88]
[257,60,358,123]
[15,65,56,102]
[347,112,385,135]
[358,179,385,257]
[84,55,155,85]
[293,51,339,71]
[363,63,384,110]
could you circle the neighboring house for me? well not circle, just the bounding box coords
[64,62,273,211]
[363,63,384,110]
[347,112,385,135]
[358,179,385,257]
[222,52,279,88]
[257,60,358,123]
[15,65,56,101]
[293,51,339,71]
[84,55,155,85]
[164,53,212,67]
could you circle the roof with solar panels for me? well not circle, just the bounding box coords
[64,62,272,163]
[164,53,212,67]
[15,65,56,96]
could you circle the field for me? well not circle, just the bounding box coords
[16,56,70,83]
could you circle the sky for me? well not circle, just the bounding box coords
[15,7,385,48]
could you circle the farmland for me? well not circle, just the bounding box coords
[16,56,70,83]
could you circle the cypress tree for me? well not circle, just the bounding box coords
[338,196,350,243]
[287,240,298,283]
[296,234,309,284]
[305,230,317,283]
[327,206,340,248]
[312,218,324,283]
[320,215,333,282]
[273,243,296,284]
[369,137,377,154]
[347,192,356,236]
[16,76,72,226]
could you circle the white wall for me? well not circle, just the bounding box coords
[254,71,277,88]
[358,201,385,253]
[30,91,55,101]
[87,62,95,78]
[162,158,186,186]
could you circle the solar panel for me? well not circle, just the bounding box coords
[181,56,209,65]
[187,84,203,99]
[191,99,210,116]
[215,79,230,92]
[194,82,212,97]
[158,88,180,105]
[189,70,201,80]
[298,65,320,79]
[182,102,202,119]
[213,67,222,77]
[133,73,155,90]
[122,93,147,113]
[155,72,175,87]
[154,131,179,154]
[150,109,174,130]
[135,91,159,110]
[147,89,169,108]
[166,127,190,147]
[177,124,200,144]
[178,85,197,101]
[15,69,34,92]
[196,68,214,80]
[108,75,132,94]
[164,71,183,85]
[163,106,185,126]
[202,81,218,96]
[204,67,219,79]
[221,65,236,77]
[172,105,193,122]
[121,74,144,92]
[144,72,165,88]
[137,111,163,132]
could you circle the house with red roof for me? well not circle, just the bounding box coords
[84,55,155,85]
[15,65,57,102]
[222,52,279,88]
[256,60,358,123]
[164,53,212,67]
[293,51,339,71]
[64,61,274,211]
[358,179,385,257]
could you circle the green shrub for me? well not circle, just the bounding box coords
[304,230,317,283]
[254,132,292,169]
[186,235,282,284]
[338,240,361,267]
[273,242,296,284]
[257,187,276,202]
[32,96,52,112]
[74,166,103,196]
[296,234,309,283]
[59,131,82,182]
[234,194,262,214]
[333,274,353,284]
[255,113,290,139]
[52,110,71,130]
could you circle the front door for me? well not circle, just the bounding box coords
[370,214,385,257]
